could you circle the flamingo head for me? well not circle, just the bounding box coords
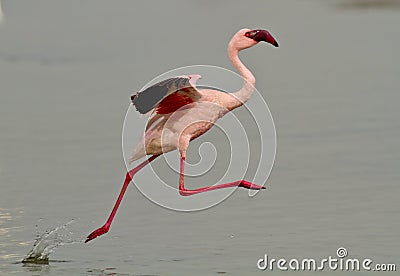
[231,28,279,50]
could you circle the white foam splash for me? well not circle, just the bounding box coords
[22,220,77,264]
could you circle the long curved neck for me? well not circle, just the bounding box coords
[225,41,256,111]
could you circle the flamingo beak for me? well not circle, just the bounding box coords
[245,29,279,47]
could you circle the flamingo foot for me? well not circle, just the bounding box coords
[239,180,265,190]
[179,179,266,196]
[85,224,109,243]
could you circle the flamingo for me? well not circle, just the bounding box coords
[85,28,279,243]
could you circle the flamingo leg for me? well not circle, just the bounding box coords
[178,154,265,196]
[85,155,159,243]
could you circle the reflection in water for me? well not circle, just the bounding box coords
[22,262,51,274]
[0,209,16,235]
[0,0,3,23]
[0,208,23,263]
[22,220,77,264]
[337,0,400,9]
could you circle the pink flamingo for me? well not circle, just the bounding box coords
[86,28,279,243]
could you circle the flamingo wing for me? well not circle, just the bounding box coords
[131,75,202,115]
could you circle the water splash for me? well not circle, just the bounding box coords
[22,220,77,264]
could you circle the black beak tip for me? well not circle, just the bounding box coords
[273,41,279,47]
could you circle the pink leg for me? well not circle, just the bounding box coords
[179,155,265,196]
[85,155,159,243]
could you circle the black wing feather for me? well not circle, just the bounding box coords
[131,77,194,114]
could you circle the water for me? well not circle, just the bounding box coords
[1,0,399,275]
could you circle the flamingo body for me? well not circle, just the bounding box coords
[130,76,231,161]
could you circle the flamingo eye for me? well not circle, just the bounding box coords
[245,30,259,39]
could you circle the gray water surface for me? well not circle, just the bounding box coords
[1,0,399,275]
